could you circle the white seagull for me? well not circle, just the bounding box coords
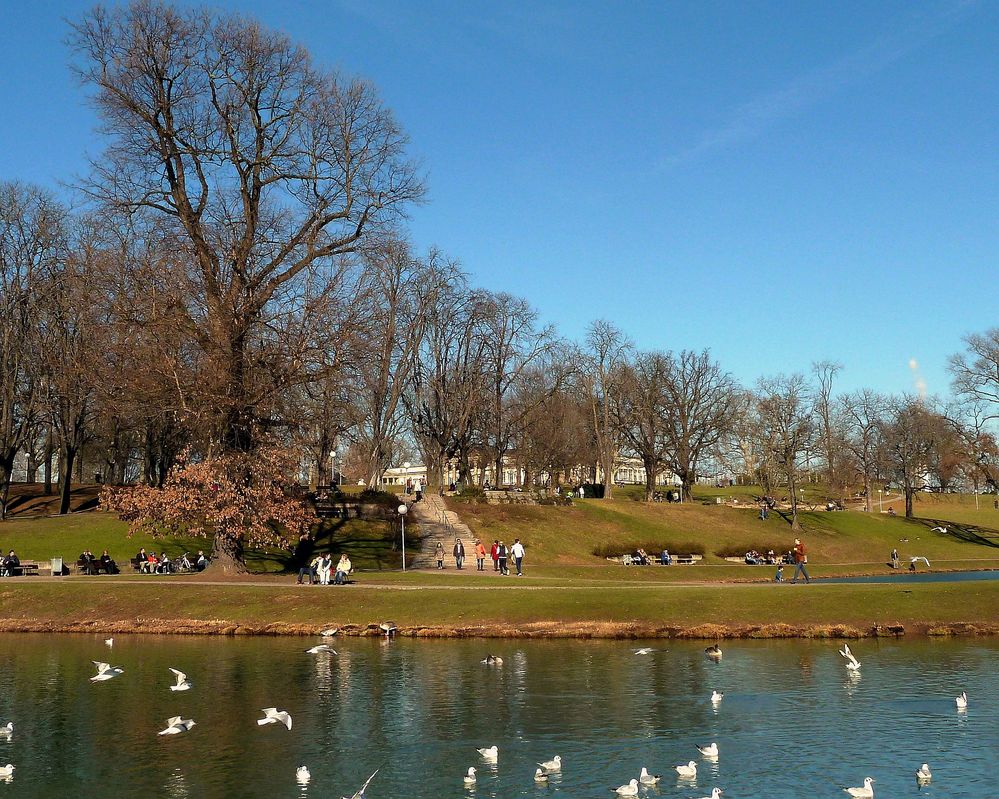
[695,790,723,799]
[0,723,12,740]
[929,526,947,533]
[0,765,13,779]
[843,777,875,798]
[476,746,498,761]
[320,627,339,637]
[910,556,930,568]
[297,766,311,785]
[612,778,639,796]
[342,769,379,799]
[639,767,660,785]
[675,761,697,778]
[90,661,124,682]
[169,668,192,691]
[158,716,196,735]
[306,644,337,655]
[711,690,724,703]
[463,767,477,786]
[538,755,562,772]
[840,647,862,672]
[956,691,968,709]
[697,742,719,758]
[916,764,931,783]
[105,638,114,648]
[534,768,549,783]
[634,647,654,655]
[257,707,293,730]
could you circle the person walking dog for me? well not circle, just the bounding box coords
[791,538,810,584]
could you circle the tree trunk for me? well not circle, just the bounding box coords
[0,455,13,521]
[643,458,657,502]
[905,487,914,518]
[789,472,801,531]
[863,473,872,513]
[59,447,76,515]
[210,530,246,574]
[43,435,53,495]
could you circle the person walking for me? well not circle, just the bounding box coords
[435,540,445,570]
[497,541,508,576]
[891,548,899,570]
[511,538,525,576]
[490,540,500,571]
[474,540,487,571]
[791,538,810,584]
[453,538,465,570]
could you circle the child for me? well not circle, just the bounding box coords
[774,563,784,582]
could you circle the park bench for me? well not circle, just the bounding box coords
[8,561,40,576]
[675,554,703,565]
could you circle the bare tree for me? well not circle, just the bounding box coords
[755,374,815,530]
[613,351,672,502]
[840,389,888,512]
[661,349,738,499]
[812,360,845,493]
[69,1,422,454]
[949,328,999,423]
[881,397,944,518]
[584,320,631,498]
[0,183,67,518]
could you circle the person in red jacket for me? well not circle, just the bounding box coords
[490,540,500,572]
[791,538,810,584]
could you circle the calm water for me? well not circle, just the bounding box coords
[0,635,996,798]
[819,569,999,584]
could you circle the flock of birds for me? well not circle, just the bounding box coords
[0,633,976,794]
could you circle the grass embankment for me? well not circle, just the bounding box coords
[0,579,996,638]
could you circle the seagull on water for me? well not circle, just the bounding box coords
[534,768,549,783]
[956,691,968,709]
[634,647,654,655]
[697,742,719,758]
[105,638,114,648]
[704,644,722,661]
[0,765,13,779]
[841,647,861,671]
[481,655,503,665]
[711,690,724,703]
[843,777,875,798]
[476,746,498,761]
[90,661,124,682]
[297,766,311,785]
[342,769,378,799]
[538,756,561,772]
[612,778,639,795]
[675,761,697,778]
[695,790,723,799]
[306,644,337,655]
[158,716,196,735]
[169,668,192,691]
[463,767,476,786]
[257,708,292,730]
[916,764,931,783]
[0,723,12,740]
[639,767,660,785]
[320,627,339,637]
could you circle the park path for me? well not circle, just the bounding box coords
[408,492,484,570]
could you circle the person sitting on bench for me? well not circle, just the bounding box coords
[158,552,173,574]
[1,550,19,577]
[196,551,208,571]
[136,548,150,573]
[99,550,118,574]
[79,549,98,575]
[334,553,352,585]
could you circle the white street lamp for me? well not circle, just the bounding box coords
[397,503,409,571]
[878,489,883,513]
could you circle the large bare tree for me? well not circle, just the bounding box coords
[881,397,945,518]
[613,351,672,502]
[69,1,422,453]
[584,320,631,498]
[841,389,888,512]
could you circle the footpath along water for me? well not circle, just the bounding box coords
[0,635,995,797]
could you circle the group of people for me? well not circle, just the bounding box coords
[744,549,787,565]
[0,550,21,576]
[435,538,525,575]
[294,532,352,585]
[134,547,206,574]
[78,549,119,575]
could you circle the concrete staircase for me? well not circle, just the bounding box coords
[409,492,476,569]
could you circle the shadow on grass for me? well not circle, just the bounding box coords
[912,518,999,549]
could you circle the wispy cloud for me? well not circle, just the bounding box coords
[909,358,928,399]
[659,1,978,169]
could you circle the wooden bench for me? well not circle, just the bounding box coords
[675,554,703,565]
[7,561,40,576]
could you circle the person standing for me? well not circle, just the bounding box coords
[474,540,486,571]
[497,541,508,576]
[453,538,465,570]
[490,540,500,571]
[791,538,810,584]
[511,538,525,576]
[295,533,315,584]
[435,540,445,570]
[891,548,899,570]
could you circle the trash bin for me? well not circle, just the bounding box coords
[51,557,63,576]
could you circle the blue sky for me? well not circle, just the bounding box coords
[2,0,996,397]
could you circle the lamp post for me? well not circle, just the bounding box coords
[878,489,883,513]
[397,503,409,571]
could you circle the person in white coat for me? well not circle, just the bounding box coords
[317,553,333,585]
[510,539,526,576]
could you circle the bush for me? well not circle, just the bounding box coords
[355,489,401,507]
[537,495,573,506]
[591,540,705,558]
[451,485,488,504]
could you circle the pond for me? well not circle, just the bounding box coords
[818,569,999,584]
[0,635,995,797]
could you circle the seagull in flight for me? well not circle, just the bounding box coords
[840,646,862,672]
[910,556,930,568]
[257,708,292,730]
[306,644,337,655]
[90,661,124,682]
[634,647,654,655]
[929,526,947,533]
[158,716,196,735]
[320,627,339,637]
[342,769,379,799]
[169,668,192,691]
[843,777,875,798]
